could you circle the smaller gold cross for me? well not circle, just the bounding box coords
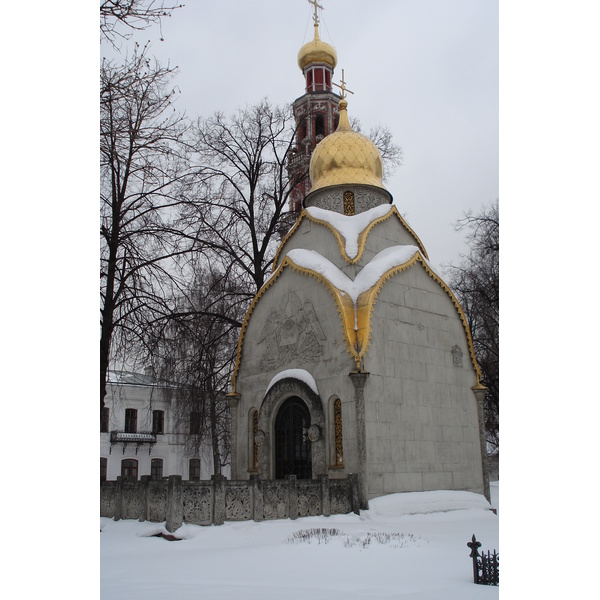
[307,0,324,24]
[333,69,354,99]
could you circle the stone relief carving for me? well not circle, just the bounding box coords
[452,345,464,367]
[330,480,352,515]
[258,292,326,370]
[182,485,212,523]
[254,429,265,447]
[307,424,321,442]
[308,187,388,213]
[262,482,288,520]
[354,188,387,212]
[100,484,116,516]
[147,483,168,522]
[121,484,142,519]
[309,189,343,212]
[225,486,252,521]
[297,483,321,517]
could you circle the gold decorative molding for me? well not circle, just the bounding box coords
[343,191,356,215]
[231,250,481,391]
[355,254,482,384]
[418,257,482,384]
[252,411,259,471]
[230,255,358,391]
[273,206,428,271]
[334,397,344,467]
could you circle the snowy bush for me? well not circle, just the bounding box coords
[285,528,422,549]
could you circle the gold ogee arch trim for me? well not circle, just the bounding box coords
[273,206,429,271]
[230,255,358,392]
[353,254,482,384]
[231,252,481,391]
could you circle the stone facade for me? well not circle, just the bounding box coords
[231,180,488,506]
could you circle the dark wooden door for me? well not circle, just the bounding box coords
[275,397,312,479]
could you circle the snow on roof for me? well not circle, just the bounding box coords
[305,204,393,259]
[265,369,319,397]
[107,370,169,386]
[286,245,419,332]
[287,244,419,305]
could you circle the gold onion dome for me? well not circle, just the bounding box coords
[298,23,337,70]
[309,98,388,194]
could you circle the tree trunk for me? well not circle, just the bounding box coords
[209,376,221,476]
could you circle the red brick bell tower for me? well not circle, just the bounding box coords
[287,1,341,216]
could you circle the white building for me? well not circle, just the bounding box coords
[100,371,219,482]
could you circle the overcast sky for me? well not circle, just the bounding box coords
[4,5,600,580]
[102,0,499,273]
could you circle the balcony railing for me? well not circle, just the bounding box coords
[288,152,310,168]
[110,431,157,454]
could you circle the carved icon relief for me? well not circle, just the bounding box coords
[258,293,326,369]
[451,344,463,367]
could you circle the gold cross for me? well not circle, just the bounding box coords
[333,69,354,99]
[307,0,324,24]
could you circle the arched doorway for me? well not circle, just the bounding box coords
[275,396,312,479]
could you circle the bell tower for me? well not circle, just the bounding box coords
[287,0,341,215]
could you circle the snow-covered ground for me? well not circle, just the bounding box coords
[100,482,499,599]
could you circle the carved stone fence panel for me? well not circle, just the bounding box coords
[101,474,359,532]
[182,481,213,526]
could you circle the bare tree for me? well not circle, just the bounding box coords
[100,43,192,414]
[152,102,405,470]
[350,118,403,180]
[447,200,499,450]
[100,0,184,46]
[183,101,300,298]
[152,268,239,475]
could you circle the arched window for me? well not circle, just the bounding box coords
[314,67,324,91]
[253,410,259,472]
[333,397,344,467]
[275,397,312,479]
[121,458,138,481]
[329,396,344,468]
[151,458,163,480]
[306,69,313,92]
[297,119,307,144]
[343,191,355,216]
[315,114,325,137]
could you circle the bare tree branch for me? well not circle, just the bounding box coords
[446,200,499,450]
[100,42,193,414]
[350,117,403,180]
[100,0,184,47]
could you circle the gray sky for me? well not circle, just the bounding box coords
[103,0,499,274]
[5,4,600,580]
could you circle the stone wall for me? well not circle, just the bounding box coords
[101,474,359,532]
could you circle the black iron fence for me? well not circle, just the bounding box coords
[467,534,499,585]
